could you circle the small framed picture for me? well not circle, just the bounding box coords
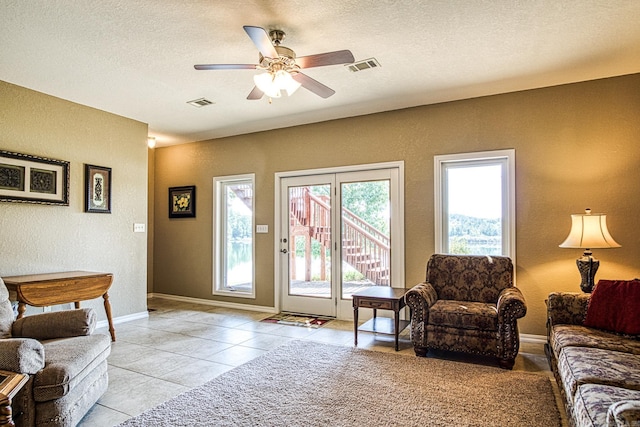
[0,150,70,205]
[169,186,196,218]
[85,164,112,213]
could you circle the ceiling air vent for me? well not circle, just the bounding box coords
[187,98,214,107]
[346,58,381,72]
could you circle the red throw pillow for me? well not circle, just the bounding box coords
[584,279,640,335]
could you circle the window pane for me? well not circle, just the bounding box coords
[445,163,503,255]
[224,182,253,289]
[214,176,254,296]
[341,179,391,298]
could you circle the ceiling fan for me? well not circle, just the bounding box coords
[194,26,355,100]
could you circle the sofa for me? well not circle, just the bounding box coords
[0,277,111,427]
[546,281,640,427]
[406,254,526,369]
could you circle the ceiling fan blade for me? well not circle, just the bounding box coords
[296,50,355,69]
[243,26,278,59]
[247,86,264,100]
[194,64,257,70]
[292,73,335,98]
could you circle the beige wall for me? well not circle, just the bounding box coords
[0,81,149,320]
[152,73,640,336]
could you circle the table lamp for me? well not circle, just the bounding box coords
[559,208,620,292]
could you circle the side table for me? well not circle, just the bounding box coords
[0,370,28,427]
[352,287,409,351]
[3,271,116,341]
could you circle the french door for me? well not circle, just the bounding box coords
[277,164,403,320]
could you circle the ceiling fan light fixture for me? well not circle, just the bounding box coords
[253,70,301,98]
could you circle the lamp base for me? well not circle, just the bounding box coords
[576,253,599,293]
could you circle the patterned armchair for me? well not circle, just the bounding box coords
[406,254,526,369]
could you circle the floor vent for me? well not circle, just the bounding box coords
[187,97,214,107]
[347,58,381,72]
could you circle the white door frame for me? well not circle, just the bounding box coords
[274,161,405,320]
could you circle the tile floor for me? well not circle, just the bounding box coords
[80,297,556,426]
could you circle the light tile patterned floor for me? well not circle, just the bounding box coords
[80,297,554,426]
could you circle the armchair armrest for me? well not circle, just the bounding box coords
[496,287,527,322]
[12,308,96,340]
[405,282,438,311]
[547,292,589,326]
[0,338,45,374]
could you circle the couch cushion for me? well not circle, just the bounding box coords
[550,324,640,359]
[34,334,111,402]
[585,279,640,335]
[573,384,640,427]
[558,346,640,401]
[428,300,497,331]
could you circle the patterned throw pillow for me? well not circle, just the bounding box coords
[584,279,640,335]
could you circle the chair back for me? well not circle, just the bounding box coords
[425,254,513,303]
[0,278,15,338]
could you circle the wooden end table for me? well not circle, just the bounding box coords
[352,287,409,351]
[0,370,28,427]
[3,271,116,341]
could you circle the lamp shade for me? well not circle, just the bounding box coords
[559,209,621,249]
[253,70,301,98]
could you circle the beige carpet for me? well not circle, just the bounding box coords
[119,340,561,427]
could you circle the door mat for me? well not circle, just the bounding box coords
[261,313,333,328]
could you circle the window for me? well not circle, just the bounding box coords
[434,150,515,260]
[213,174,255,297]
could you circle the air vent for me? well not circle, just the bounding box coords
[187,98,214,107]
[346,58,381,72]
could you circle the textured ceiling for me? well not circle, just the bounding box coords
[2,1,640,147]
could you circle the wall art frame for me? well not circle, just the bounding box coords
[85,164,112,213]
[0,150,70,205]
[169,185,196,218]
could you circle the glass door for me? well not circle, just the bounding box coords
[280,174,336,317]
[278,166,403,320]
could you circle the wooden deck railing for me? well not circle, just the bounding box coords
[289,186,390,285]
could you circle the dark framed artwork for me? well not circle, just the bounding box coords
[169,186,196,218]
[0,150,70,205]
[85,164,112,213]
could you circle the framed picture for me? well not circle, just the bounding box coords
[0,150,70,205]
[169,185,196,218]
[85,164,112,213]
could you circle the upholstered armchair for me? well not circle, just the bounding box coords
[0,277,111,426]
[405,254,526,369]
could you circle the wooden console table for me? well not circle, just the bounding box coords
[3,271,116,341]
[352,287,409,351]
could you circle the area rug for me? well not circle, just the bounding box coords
[260,312,333,328]
[118,341,562,427]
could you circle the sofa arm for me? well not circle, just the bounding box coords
[0,338,45,374]
[547,292,589,326]
[607,400,640,426]
[496,287,527,322]
[12,308,96,340]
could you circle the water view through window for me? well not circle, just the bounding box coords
[446,164,503,255]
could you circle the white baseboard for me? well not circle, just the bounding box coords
[96,310,148,330]
[148,292,279,314]
[520,333,546,344]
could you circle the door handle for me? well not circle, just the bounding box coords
[280,249,288,254]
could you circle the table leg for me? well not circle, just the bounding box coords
[16,303,25,320]
[394,309,400,351]
[102,292,116,342]
[353,304,358,346]
[0,394,14,427]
